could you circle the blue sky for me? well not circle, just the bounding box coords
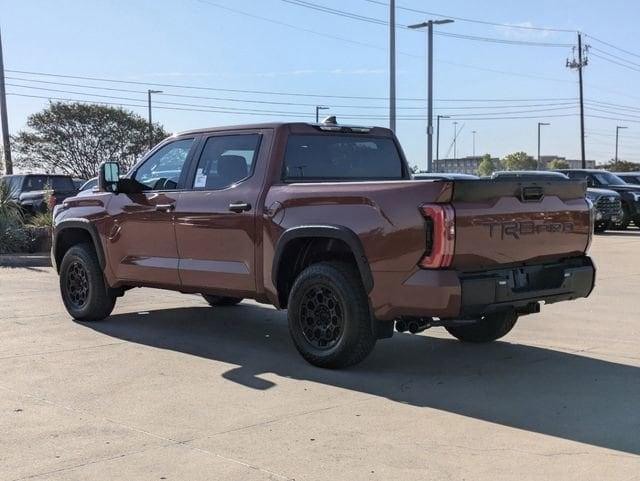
[2,0,640,169]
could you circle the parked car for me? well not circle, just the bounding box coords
[72,178,87,190]
[0,174,78,214]
[78,177,98,193]
[52,121,595,368]
[614,172,640,185]
[490,171,622,232]
[413,172,479,180]
[557,169,640,229]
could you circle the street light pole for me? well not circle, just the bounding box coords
[435,114,449,172]
[472,130,477,158]
[408,19,454,172]
[537,122,550,169]
[389,0,396,132]
[615,125,627,165]
[452,121,458,161]
[147,89,162,150]
[315,105,329,123]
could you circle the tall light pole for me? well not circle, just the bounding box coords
[408,19,454,172]
[0,28,11,174]
[435,114,449,172]
[615,125,628,164]
[452,121,458,161]
[315,105,329,123]
[147,89,162,150]
[472,130,477,158]
[389,0,396,132]
[537,122,550,169]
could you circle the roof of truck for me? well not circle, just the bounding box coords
[176,122,390,137]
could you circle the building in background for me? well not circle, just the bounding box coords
[435,154,596,175]
[539,156,596,169]
[436,156,498,175]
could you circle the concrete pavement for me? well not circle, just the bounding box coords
[1,232,639,480]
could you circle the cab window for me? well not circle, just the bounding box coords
[190,134,260,190]
[133,138,194,190]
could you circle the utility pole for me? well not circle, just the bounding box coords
[0,28,12,174]
[408,19,454,172]
[389,0,396,132]
[472,130,477,158]
[435,114,449,172]
[453,121,458,161]
[315,105,329,123]
[567,32,588,168]
[147,89,162,150]
[537,122,550,169]
[615,125,627,165]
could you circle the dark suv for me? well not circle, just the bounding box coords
[558,169,640,229]
[1,174,78,214]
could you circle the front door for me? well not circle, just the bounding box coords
[174,130,270,297]
[106,137,196,288]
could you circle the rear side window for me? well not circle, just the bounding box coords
[191,134,261,190]
[283,134,404,182]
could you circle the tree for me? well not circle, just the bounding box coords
[13,102,169,179]
[599,159,640,172]
[547,159,570,170]
[477,154,499,176]
[501,151,536,171]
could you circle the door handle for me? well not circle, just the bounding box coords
[228,202,251,213]
[155,203,175,212]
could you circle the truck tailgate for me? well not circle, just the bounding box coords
[450,180,591,270]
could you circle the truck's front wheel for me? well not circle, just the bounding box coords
[287,262,376,369]
[445,311,518,343]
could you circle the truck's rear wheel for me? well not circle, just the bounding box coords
[201,294,243,307]
[287,262,376,369]
[445,311,518,343]
[59,243,116,322]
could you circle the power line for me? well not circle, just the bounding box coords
[590,46,640,69]
[6,69,580,103]
[590,52,640,74]
[585,33,640,60]
[7,76,578,110]
[280,0,573,47]
[360,0,576,33]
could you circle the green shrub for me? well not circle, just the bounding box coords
[0,181,22,225]
[0,219,35,254]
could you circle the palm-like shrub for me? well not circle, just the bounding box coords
[0,181,22,225]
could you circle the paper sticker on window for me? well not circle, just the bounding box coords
[194,169,207,188]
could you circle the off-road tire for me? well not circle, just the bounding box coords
[287,261,376,369]
[594,222,609,234]
[201,294,243,306]
[59,243,116,321]
[445,311,518,343]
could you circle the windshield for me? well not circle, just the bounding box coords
[22,176,76,192]
[592,172,626,186]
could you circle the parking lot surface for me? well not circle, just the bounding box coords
[1,232,639,481]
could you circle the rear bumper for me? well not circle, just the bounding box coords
[369,256,595,321]
[457,256,595,317]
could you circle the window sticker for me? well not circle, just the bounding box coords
[194,168,207,188]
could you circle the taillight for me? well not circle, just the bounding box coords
[419,204,455,269]
[585,197,594,253]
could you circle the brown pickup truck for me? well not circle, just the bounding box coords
[52,121,595,368]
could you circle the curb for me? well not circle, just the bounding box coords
[0,253,52,268]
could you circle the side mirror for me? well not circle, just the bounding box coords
[98,161,120,193]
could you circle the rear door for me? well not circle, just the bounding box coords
[450,179,591,270]
[106,137,197,287]
[174,129,272,297]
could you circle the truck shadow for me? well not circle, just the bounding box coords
[81,303,639,456]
